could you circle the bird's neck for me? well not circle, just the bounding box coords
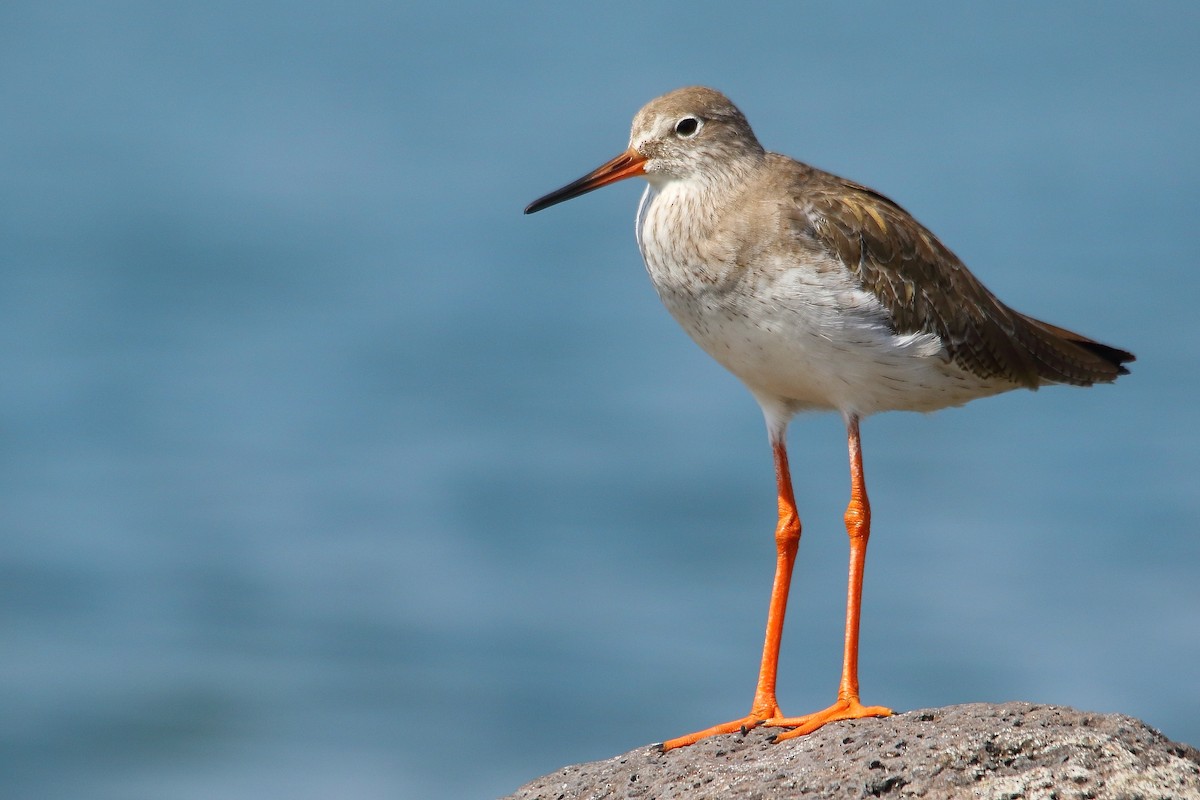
[636,171,750,296]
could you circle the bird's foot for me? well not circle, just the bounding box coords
[765,698,892,742]
[659,703,785,751]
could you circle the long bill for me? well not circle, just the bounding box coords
[524,149,647,214]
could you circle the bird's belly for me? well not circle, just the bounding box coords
[650,265,1008,417]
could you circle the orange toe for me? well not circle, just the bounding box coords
[660,706,784,751]
[766,698,892,742]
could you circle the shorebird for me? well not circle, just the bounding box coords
[523,86,1133,751]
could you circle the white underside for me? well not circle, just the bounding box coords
[635,182,1010,434]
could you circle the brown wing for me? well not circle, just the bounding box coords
[789,170,1133,387]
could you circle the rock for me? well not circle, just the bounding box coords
[500,702,1200,799]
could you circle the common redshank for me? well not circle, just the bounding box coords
[524,86,1133,751]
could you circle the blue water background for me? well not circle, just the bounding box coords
[2,3,1197,797]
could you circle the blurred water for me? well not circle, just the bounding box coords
[1,3,1197,798]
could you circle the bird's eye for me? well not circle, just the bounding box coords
[674,117,701,137]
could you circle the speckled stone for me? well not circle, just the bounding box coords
[499,702,1200,800]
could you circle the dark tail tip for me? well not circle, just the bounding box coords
[1077,340,1135,376]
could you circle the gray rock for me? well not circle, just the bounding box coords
[500,702,1200,799]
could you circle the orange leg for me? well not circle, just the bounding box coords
[768,414,891,741]
[659,438,801,751]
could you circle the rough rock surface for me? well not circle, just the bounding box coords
[501,703,1200,799]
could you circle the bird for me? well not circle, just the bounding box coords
[523,86,1133,751]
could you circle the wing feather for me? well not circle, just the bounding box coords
[787,170,1132,386]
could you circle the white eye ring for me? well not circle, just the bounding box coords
[674,116,702,138]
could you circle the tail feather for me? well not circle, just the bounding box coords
[1014,313,1134,386]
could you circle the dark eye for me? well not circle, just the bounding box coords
[674,116,700,137]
